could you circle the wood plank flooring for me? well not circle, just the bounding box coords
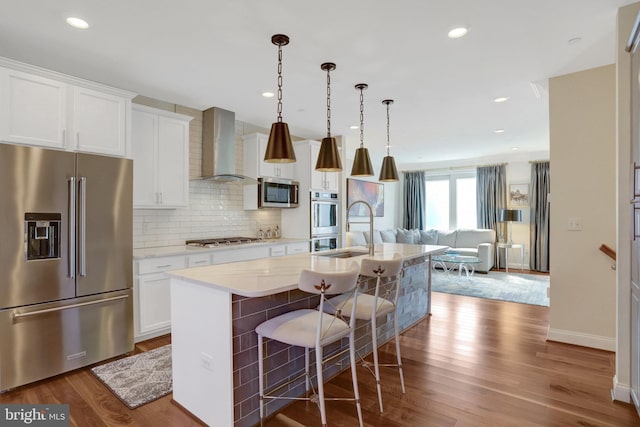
[1,290,638,426]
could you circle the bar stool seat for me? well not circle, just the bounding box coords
[256,309,351,348]
[326,255,405,413]
[256,264,364,427]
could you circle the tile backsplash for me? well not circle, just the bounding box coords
[132,96,281,249]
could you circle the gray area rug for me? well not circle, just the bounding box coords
[432,270,550,306]
[91,344,172,409]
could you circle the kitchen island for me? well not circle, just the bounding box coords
[167,243,447,427]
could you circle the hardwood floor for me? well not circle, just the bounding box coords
[1,291,637,426]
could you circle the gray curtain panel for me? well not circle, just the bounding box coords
[476,164,507,239]
[530,161,550,272]
[402,171,426,229]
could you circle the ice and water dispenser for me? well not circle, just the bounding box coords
[24,213,61,260]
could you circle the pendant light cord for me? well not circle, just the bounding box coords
[276,42,283,123]
[326,67,331,137]
[359,87,365,148]
[386,102,391,156]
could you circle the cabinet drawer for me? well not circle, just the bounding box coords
[138,256,185,274]
[270,246,286,257]
[188,253,212,267]
[287,242,309,254]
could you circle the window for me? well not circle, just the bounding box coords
[425,171,476,230]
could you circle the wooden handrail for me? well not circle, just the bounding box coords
[599,244,616,261]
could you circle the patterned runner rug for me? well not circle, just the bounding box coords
[91,344,172,409]
[432,270,550,306]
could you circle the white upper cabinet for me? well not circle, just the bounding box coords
[1,69,67,149]
[309,141,339,192]
[243,132,294,180]
[71,86,128,156]
[0,58,135,157]
[132,104,192,209]
[295,139,340,192]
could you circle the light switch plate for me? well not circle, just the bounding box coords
[568,217,582,231]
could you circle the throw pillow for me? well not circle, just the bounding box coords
[419,229,438,245]
[364,230,383,244]
[347,231,366,246]
[380,229,397,243]
[396,228,415,244]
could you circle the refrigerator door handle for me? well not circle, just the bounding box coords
[68,177,76,279]
[79,176,87,277]
[11,294,129,321]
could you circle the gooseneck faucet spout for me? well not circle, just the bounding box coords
[346,200,375,256]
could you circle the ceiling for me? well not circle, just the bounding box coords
[0,0,635,169]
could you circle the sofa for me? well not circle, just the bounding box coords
[346,228,496,273]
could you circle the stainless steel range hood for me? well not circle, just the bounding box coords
[201,107,256,183]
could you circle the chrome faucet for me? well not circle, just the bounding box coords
[346,200,375,256]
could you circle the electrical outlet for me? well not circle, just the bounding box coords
[200,352,214,371]
[568,218,582,231]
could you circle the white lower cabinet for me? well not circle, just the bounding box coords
[134,244,300,342]
[134,255,186,342]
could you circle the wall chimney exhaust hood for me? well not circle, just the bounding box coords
[201,107,256,183]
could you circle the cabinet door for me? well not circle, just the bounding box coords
[138,273,172,335]
[72,86,127,156]
[258,136,294,179]
[1,69,67,148]
[157,116,189,207]
[132,109,159,208]
[310,143,325,190]
[309,142,339,191]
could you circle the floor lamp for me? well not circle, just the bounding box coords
[499,209,522,244]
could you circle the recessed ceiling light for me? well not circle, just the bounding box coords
[349,125,359,130]
[494,129,505,133]
[512,147,519,151]
[66,17,89,29]
[448,27,469,39]
[262,92,274,98]
[493,97,509,103]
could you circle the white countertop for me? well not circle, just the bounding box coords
[167,243,448,297]
[133,238,309,259]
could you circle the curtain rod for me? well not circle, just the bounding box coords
[402,164,483,174]
[529,159,550,164]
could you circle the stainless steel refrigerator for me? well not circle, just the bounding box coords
[0,143,133,392]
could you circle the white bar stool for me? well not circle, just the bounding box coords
[327,255,405,413]
[255,265,364,427]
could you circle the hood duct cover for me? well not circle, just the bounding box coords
[201,107,255,183]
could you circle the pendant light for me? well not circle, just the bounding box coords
[264,34,296,163]
[315,62,342,171]
[350,83,374,176]
[379,99,399,182]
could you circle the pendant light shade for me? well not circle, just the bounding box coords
[379,99,399,182]
[265,34,295,163]
[350,83,374,177]
[266,122,294,163]
[316,62,342,171]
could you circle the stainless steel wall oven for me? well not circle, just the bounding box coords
[311,191,339,252]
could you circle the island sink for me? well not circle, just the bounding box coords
[317,250,369,258]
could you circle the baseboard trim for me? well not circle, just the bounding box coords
[547,328,616,351]
[612,375,632,403]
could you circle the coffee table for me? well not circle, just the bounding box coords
[432,253,481,279]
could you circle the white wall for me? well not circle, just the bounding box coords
[548,65,617,351]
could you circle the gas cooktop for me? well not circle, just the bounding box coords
[185,237,262,248]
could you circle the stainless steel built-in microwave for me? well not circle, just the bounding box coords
[258,177,299,208]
